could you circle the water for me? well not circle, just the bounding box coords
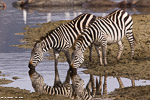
[0,0,150,95]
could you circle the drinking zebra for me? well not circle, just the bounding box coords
[71,10,136,68]
[29,69,96,100]
[28,13,96,70]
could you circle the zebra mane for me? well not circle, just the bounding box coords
[33,28,56,45]
[105,9,125,18]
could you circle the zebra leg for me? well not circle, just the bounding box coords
[126,30,135,59]
[89,44,93,62]
[102,45,107,66]
[103,75,107,95]
[95,45,103,66]
[117,77,124,88]
[64,50,71,65]
[86,74,96,96]
[96,76,103,95]
[53,50,61,86]
[117,41,124,60]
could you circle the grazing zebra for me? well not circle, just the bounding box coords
[28,13,96,70]
[71,10,135,68]
[29,68,96,100]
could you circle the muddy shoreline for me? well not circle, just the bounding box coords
[2,14,150,99]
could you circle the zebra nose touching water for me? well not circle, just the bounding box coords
[28,13,97,70]
[71,10,136,69]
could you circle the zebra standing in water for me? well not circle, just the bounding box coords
[29,68,96,100]
[71,10,136,68]
[28,13,96,70]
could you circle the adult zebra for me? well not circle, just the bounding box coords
[71,10,136,68]
[28,13,96,70]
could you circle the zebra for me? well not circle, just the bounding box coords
[71,10,136,68]
[29,68,96,100]
[28,13,96,70]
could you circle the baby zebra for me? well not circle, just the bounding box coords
[28,13,96,70]
[71,10,136,68]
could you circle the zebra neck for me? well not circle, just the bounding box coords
[78,32,94,52]
[41,36,53,52]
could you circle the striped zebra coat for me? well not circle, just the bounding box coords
[71,10,136,68]
[28,13,96,70]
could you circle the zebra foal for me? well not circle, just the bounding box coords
[71,10,136,68]
[28,13,96,70]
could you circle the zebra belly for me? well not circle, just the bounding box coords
[106,34,122,44]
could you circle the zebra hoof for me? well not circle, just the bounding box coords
[69,67,77,75]
[104,63,108,66]
[28,63,35,70]
[116,58,121,62]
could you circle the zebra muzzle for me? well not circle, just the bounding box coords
[28,61,35,70]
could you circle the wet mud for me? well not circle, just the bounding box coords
[0,86,71,100]
[7,14,150,99]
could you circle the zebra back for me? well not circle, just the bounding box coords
[71,13,97,33]
[105,10,133,32]
[42,13,97,51]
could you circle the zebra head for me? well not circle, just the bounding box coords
[71,47,84,69]
[28,42,44,69]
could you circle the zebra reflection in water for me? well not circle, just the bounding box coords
[28,68,96,100]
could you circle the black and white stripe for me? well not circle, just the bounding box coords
[71,10,135,68]
[28,13,96,69]
[43,83,73,98]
